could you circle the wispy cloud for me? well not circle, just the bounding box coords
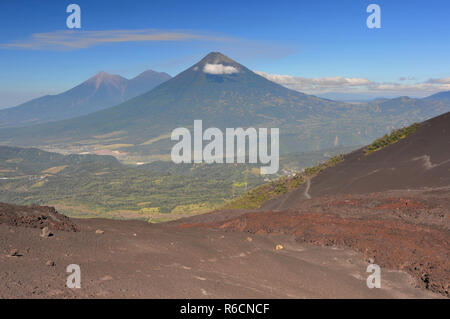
[255,71,450,97]
[425,77,450,84]
[0,29,232,51]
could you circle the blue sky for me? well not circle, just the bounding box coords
[0,0,449,107]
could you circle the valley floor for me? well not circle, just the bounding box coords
[0,211,445,298]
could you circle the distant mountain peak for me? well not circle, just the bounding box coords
[95,70,109,76]
[0,68,171,128]
[90,71,113,79]
[198,52,239,67]
[192,52,245,75]
[86,71,127,90]
[204,51,229,59]
[138,69,159,75]
[132,69,171,81]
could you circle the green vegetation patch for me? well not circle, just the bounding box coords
[223,154,344,210]
[364,123,420,155]
[0,145,352,222]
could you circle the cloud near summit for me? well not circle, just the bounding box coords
[203,63,239,75]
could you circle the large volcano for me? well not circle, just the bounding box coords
[0,52,449,157]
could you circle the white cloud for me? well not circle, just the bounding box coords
[203,63,239,75]
[255,70,450,97]
[367,82,450,94]
[255,71,371,91]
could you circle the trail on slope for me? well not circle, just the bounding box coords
[304,177,312,199]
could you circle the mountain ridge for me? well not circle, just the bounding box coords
[0,69,172,128]
[424,90,450,101]
[0,52,449,161]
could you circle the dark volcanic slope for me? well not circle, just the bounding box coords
[0,209,440,298]
[267,112,450,210]
[177,112,450,297]
[194,188,450,296]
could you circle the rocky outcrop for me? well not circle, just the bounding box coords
[0,202,78,232]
